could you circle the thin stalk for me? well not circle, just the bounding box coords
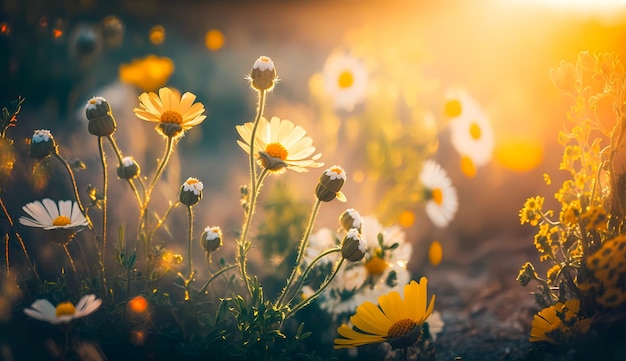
[186,205,194,281]
[0,195,40,282]
[97,136,109,296]
[193,264,238,303]
[105,135,143,208]
[73,240,91,280]
[237,168,269,296]
[53,153,93,229]
[277,199,322,307]
[285,257,345,320]
[149,202,180,241]
[145,136,175,206]
[63,244,77,274]
[236,89,266,296]
[284,248,340,307]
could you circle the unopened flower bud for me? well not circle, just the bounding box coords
[179,177,203,206]
[516,262,538,287]
[117,156,140,179]
[341,228,366,262]
[339,208,362,232]
[201,226,222,253]
[249,56,277,91]
[29,129,57,159]
[85,96,117,136]
[315,165,347,202]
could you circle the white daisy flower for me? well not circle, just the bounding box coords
[360,216,411,267]
[320,265,369,317]
[444,88,495,172]
[236,116,323,174]
[322,52,368,112]
[24,294,102,324]
[419,160,459,227]
[19,199,88,244]
[182,177,203,195]
[32,129,52,143]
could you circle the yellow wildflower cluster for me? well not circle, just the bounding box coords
[518,51,626,350]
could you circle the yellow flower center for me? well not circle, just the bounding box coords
[88,99,97,105]
[337,70,354,89]
[469,122,482,140]
[387,318,417,339]
[55,302,76,317]
[160,110,183,124]
[331,167,343,175]
[364,256,388,276]
[265,142,288,160]
[52,215,71,226]
[444,99,462,117]
[431,188,443,205]
[186,178,199,186]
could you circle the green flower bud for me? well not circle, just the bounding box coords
[29,129,57,159]
[85,96,116,136]
[248,56,277,91]
[179,177,203,206]
[341,228,366,262]
[117,156,140,179]
[339,208,362,232]
[201,226,223,253]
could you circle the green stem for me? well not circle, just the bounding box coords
[237,89,266,296]
[0,195,40,282]
[277,199,322,307]
[284,248,340,307]
[193,264,238,303]
[63,244,77,275]
[53,153,93,229]
[97,136,109,297]
[145,136,175,206]
[285,257,345,320]
[186,205,194,280]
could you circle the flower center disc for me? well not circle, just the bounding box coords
[56,302,76,317]
[444,99,462,117]
[338,70,354,89]
[364,256,388,276]
[265,142,288,160]
[388,318,417,339]
[431,188,443,205]
[469,122,482,140]
[52,215,72,226]
[161,110,183,124]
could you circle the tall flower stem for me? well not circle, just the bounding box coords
[63,244,78,274]
[140,135,175,283]
[106,135,143,208]
[285,257,345,320]
[149,202,180,241]
[0,195,40,282]
[193,264,238,303]
[53,153,93,229]
[236,89,267,297]
[97,136,109,296]
[277,199,322,308]
[186,205,194,282]
[284,247,340,307]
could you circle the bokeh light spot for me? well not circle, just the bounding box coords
[398,210,415,227]
[495,137,544,172]
[352,169,365,183]
[0,22,10,36]
[128,295,149,314]
[469,122,482,140]
[149,25,165,44]
[429,240,443,266]
[205,29,225,51]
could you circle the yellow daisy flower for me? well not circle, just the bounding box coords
[334,277,435,349]
[530,299,591,345]
[133,87,206,139]
[119,55,174,92]
[236,116,323,174]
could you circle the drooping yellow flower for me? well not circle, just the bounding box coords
[133,87,206,139]
[530,299,591,345]
[334,277,435,349]
[119,55,174,92]
[235,116,323,174]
